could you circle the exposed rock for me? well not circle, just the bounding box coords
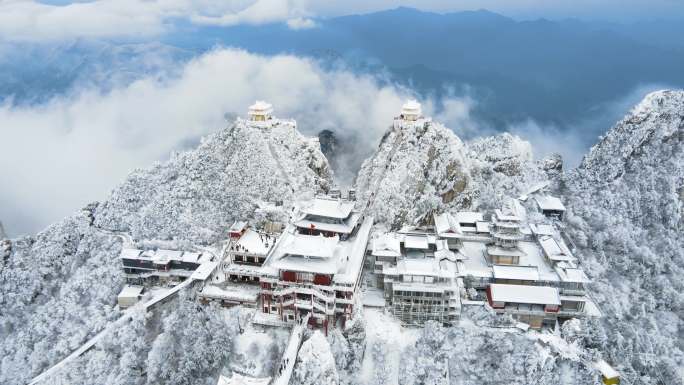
[355,120,472,228]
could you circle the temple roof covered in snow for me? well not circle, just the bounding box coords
[401,99,422,115]
[455,211,485,224]
[299,197,355,219]
[280,233,339,259]
[529,223,555,236]
[555,266,590,283]
[404,234,430,250]
[539,236,576,262]
[263,217,373,281]
[434,212,459,235]
[534,195,566,212]
[248,100,273,115]
[118,285,144,299]
[119,248,211,264]
[372,233,401,257]
[489,284,560,305]
[492,265,540,281]
[230,228,276,256]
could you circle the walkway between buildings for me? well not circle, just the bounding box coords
[28,263,216,385]
[271,313,310,385]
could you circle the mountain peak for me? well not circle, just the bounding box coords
[355,118,548,227]
[579,89,684,183]
[95,117,332,244]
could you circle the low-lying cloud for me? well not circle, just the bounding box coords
[0,48,470,236]
[0,46,661,237]
[0,0,313,42]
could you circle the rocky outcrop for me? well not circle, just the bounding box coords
[355,119,472,228]
[355,122,549,228]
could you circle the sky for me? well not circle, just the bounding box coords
[1,0,682,237]
[1,0,681,42]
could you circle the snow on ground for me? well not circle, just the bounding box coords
[361,288,385,308]
[532,331,583,362]
[227,309,290,378]
[359,308,420,385]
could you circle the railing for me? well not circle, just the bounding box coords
[274,285,335,302]
[294,300,312,310]
[496,307,559,317]
[557,308,586,317]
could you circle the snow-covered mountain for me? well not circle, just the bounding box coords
[561,90,684,384]
[95,118,332,244]
[1,90,682,385]
[0,118,331,384]
[355,119,472,227]
[355,119,552,228]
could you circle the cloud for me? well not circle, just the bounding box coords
[505,83,678,170]
[0,48,464,236]
[189,0,311,27]
[0,0,169,41]
[286,17,317,30]
[1,44,656,237]
[0,0,313,41]
[507,119,587,169]
[5,0,683,42]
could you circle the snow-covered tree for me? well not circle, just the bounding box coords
[293,331,339,385]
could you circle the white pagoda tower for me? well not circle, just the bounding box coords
[248,100,273,122]
[400,99,422,121]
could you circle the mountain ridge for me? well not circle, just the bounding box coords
[1,90,683,384]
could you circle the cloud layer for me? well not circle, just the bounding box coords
[0,46,656,237]
[0,48,470,236]
[2,0,682,42]
[0,0,314,41]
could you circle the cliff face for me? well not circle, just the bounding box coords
[355,120,549,228]
[562,90,684,384]
[95,118,332,244]
[354,119,472,228]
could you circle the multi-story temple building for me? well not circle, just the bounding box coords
[370,230,461,325]
[258,196,372,332]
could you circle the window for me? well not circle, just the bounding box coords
[296,272,314,282]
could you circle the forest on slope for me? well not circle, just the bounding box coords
[1,91,682,385]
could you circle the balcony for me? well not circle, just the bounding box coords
[558,307,586,317]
